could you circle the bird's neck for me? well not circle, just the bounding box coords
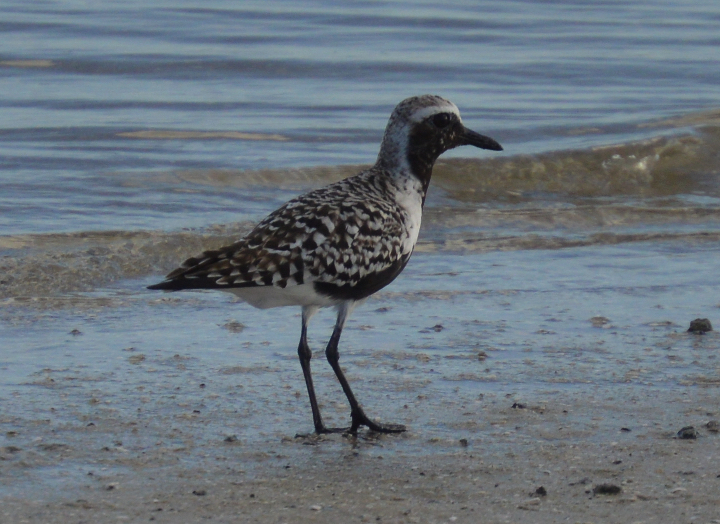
[376,136,440,201]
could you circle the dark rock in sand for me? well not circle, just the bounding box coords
[705,420,719,433]
[688,318,712,333]
[593,484,621,495]
[676,426,699,439]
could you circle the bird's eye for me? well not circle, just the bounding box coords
[432,113,452,128]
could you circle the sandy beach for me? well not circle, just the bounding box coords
[2,382,720,524]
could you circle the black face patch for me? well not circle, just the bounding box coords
[405,115,463,193]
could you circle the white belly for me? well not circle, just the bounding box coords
[227,284,339,310]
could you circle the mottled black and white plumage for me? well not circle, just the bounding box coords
[149,95,502,434]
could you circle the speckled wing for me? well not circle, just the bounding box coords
[148,172,414,301]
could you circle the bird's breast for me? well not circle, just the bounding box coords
[391,175,424,254]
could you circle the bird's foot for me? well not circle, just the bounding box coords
[350,408,406,434]
[296,410,406,438]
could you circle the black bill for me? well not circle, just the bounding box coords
[462,127,503,151]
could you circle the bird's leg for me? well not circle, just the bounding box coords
[325,303,406,434]
[297,306,345,435]
[297,318,324,433]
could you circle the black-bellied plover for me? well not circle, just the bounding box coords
[149,95,502,434]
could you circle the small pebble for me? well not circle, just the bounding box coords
[222,321,246,333]
[688,318,712,333]
[676,426,699,439]
[310,505,322,511]
[517,497,541,510]
[569,477,591,486]
[706,420,719,432]
[593,484,621,495]
[590,316,611,328]
[534,486,547,497]
[192,490,207,496]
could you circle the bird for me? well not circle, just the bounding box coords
[148,94,503,434]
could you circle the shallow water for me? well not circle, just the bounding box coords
[2,0,720,235]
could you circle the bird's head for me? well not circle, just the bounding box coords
[376,94,502,187]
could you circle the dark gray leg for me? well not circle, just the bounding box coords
[297,307,325,433]
[297,306,346,434]
[325,302,406,434]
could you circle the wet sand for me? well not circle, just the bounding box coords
[3,242,720,523]
[2,387,720,523]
